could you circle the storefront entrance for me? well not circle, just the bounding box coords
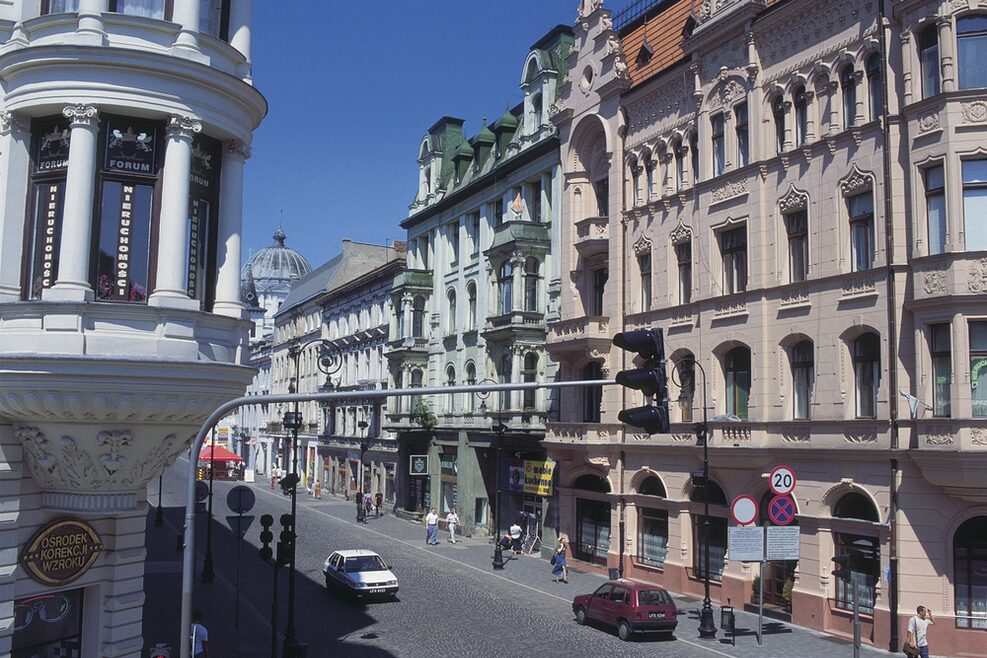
[13,588,83,658]
[575,498,611,565]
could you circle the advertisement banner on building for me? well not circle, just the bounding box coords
[523,459,556,496]
[506,459,524,492]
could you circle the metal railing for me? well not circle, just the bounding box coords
[613,0,665,31]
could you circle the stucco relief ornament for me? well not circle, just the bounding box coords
[606,35,621,56]
[969,258,987,292]
[601,14,612,31]
[633,235,653,256]
[923,269,947,295]
[917,112,941,133]
[228,139,252,160]
[839,165,874,196]
[962,100,987,124]
[778,186,809,213]
[614,57,630,79]
[669,223,692,245]
[167,115,202,139]
[16,426,57,485]
[578,0,602,18]
[972,427,987,446]
[548,99,565,119]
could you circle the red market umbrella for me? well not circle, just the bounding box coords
[198,444,243,462]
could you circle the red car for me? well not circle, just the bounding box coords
[572,580,678,641]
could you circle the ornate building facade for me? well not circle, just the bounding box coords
[548,0,987,654]
[0,0,264,654]
[385,25,571,543]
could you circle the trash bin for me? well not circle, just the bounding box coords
[721,605,735,630]
[608,567,619,580]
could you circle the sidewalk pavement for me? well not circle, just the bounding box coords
[142,475,902,658]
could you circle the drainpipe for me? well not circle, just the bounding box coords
[877,0,901,650]
[619,450,626,578]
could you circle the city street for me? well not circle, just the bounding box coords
[142,461,889,658]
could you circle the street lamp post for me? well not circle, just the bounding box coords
[201,427,216,583]
[357,418,369,523]
[672,358,716,639]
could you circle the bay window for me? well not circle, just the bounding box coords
[926,164,946,255]
[970,321,987,417]
[958,16,987,90]
[930,323,951,417]
[919,24,941,98]
[963,159,987,251]
[498,261,513,315]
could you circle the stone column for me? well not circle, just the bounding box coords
[213,139,250,318]
[938,16,955,93]
[541,172,552,221]
[0,112,31,301]
[511,346,522,413]
[171,0,201,54]
[149,115,201,309]
[510,250,524,313]
[401,292,413,339]
[229,0,252,77]
[781,101,794,152]
[77,0,108,44]
[47,104,98,302]
[853,71,865,125]
[900,32,913,105]
[826,81,841,136]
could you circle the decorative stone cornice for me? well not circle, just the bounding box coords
[670,223,693,245]
[778,185,809,213]
[227,139,252,160]
[167,115,202,139]
[632,235,653,256]
[62,104,98,128]
[838,164,874,197]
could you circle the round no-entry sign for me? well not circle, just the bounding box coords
[768,495,797,526]
[730,495,758,526]
[769,465,797,496]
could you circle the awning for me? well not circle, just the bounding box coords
[199,445,243,462]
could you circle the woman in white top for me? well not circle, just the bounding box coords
[446,507,460,543]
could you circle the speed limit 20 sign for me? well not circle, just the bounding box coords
[769,465,797,496]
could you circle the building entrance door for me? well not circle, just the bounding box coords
[523,497,542,539]
[763,560,796,613]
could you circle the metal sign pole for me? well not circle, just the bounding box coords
[758,558,765,646]
[852,572,861,658]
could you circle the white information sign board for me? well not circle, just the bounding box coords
[766,525,800,561]
[728,525,764,562]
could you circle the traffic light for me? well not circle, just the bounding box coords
[276,513,294,567]
[259,513,274,562]
[280,472,299,494]
[613,328,669,434]
[831,554,852,580]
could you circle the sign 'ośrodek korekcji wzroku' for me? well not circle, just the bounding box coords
[19,518,103,586]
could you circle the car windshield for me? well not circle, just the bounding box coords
[638,589,673,605]
[344,556,387,572]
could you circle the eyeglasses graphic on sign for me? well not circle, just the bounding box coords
[410,455,428,476]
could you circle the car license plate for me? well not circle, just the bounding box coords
[649,612,666,619]
[369,588,384,594]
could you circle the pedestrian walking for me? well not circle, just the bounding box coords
[190,609,209,658]
[509,521,523,555]
[364,492,373,517]
[551,535,569,583]
[425,507,439,545]
[314,480,322,499]
[446,507,460,543]
[906,605,935,658]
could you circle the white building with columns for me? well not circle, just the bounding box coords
[0,1,263,655]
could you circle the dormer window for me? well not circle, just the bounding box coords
[531,94,543,131]
[636,41,653,67]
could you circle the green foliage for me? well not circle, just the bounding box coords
[782,577,794,603]
[751,574,760,602]
[411,398,437,430]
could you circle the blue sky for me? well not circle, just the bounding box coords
[244,1,581,267]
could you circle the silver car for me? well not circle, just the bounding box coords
[322,549,399,599]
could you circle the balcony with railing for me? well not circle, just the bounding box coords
[546,315,612,357]
[482,310,547,342]
[573,216,609,256]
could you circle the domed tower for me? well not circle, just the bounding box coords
[242,227,312,340]
[0,1,265,651]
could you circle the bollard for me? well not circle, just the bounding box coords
[493,544,505,569]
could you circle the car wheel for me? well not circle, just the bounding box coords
[617,620,633,642]
[574,606,587,625]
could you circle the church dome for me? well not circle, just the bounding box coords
[243,228,312,282]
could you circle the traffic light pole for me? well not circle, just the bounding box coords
[178,378,614,657]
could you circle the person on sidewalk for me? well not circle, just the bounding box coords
[190,609,209,658]
[425,507,439,545]
[551,535,569,583]
[375,491,383,517]
[509,521,523,555]
[446,507,460,543]
[907,605,935,658]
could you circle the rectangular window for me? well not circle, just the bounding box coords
[919,26,941,99]
[785,210,809,282]
[110,0,167,19]
[931,323,952,417]
[530,180,542,222]
[594,179,609,217]
[834,534,878,614]
[469,212,480,255]
[693,515,727,581]
[494,198,504,227]
[926,165,947,255]
[43,0,80,12]
[448,222,459,264]
[735,103,749,167]
[676,242,692,304]
[848,192,875,271]
[639,254,652,312]
[719,226,747,294]
[199,0,229,40]
[970,321,987,417]
[963,159,987,251]
[711,113,725,177]
[638,508,668,567]
[591,268,608,316]
[95,182,153,302]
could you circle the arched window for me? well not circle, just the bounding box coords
[445,365,456,414]
[466,281,477,331]
[446,289,457,335]
[919,23,940,98]
[841,66,857,129]
[792,340,814,419]
[638,475,666,497]
[690,480,727,581]
[832,491,880,614]
[410,368,424,410]
[673,139,686,189]
[794,85,808,146]
[954,516,987,628]
[853,333,881,418]
[531,92,543,130]
[465,362,477,413]
[773,96,787,154]
[958,16,987,90]
[629,158,641,206]
[574,474,610,492]
[866,53,883,120]
[524,257,539,312]
[644,154,655,199]
[725,347,751,420]
[522,352,538,409]
[412,296,426,338]
[638,475,668,567]
[498,261,513,315]
[583,362,603,422]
